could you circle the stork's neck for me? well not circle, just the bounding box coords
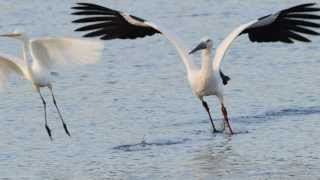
[200,48,213,74]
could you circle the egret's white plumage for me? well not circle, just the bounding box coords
[0,53,28,87]
[0,31,104,139]
[30,37,104,68]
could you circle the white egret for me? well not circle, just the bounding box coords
[0,32,104,139]
[71,3,320,134]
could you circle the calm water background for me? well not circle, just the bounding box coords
[0,0,319,179]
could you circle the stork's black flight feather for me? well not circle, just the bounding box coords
[71,3,161,40]
[242,3,320,43]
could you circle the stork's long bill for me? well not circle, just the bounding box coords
[189,42,208,54]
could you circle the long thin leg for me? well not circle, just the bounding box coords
[49,87,71,136]
[221,104,234,134]
[202,100,218,133]
[38,89,52,140]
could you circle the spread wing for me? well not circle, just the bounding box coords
[72,2,196,71]
[71,3,161,40]
[30,37,104,69]
[0,53,28,88]
[213,3,320,70]
[242,3,320,43]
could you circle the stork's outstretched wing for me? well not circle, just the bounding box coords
[72,2,196,71]
[72,3,161,40]
[242,3,320,43]
[213,3,320,70]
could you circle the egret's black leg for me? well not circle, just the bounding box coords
[49,87,71,137]
[221,104,234,134]
[202,100,218,133]
[38,90,52,140]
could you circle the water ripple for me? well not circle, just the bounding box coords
[113,138,190,152]
[171,106,320,128]
[237,106,320,123]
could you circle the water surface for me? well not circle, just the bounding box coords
[0,0,319,179]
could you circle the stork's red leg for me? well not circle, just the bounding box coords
[221,104,234,134]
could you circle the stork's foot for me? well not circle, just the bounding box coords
[211,127,224,134]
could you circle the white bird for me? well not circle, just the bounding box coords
[0,32,104,139]
[71,3,320,134]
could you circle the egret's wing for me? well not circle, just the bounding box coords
[213,3,320,70]
[0,53,28,88]
[30,37,104,69]
[71,2,196,71]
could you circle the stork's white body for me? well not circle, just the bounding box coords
[188,51,223,101]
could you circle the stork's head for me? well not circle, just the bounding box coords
[189,37,213,54]
[0,30,27,41]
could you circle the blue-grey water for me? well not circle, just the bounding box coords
[0,0,319,179]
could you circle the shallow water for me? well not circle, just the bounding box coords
[0,0,319,179]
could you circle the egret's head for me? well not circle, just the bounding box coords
[189,37,213,54]
[0,30,26,41]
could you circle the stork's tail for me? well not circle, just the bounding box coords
[220,70,230,85]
